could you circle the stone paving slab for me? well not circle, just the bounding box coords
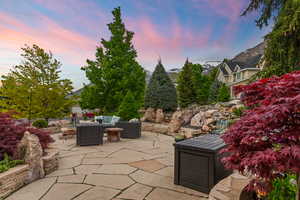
[154,166,174,177]
[6,177,56,200]
[57,174,85,183]
[129,159,166,172]
[73,186,120,200]
[95,164,137,175]
[145,188,207,200]
[41,183,91,200]
[74,164,101,175]
[46,168,74,177]
[117,183,153,200]
[84,174,135,190]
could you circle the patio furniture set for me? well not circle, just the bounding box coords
[76,116,231,194]
[76,116,141,146]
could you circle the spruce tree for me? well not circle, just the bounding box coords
[177,59,198,108]
[118,91,139,121]
[217,83,230,102]
[144,60,177,111]
[208,80,222,103]
[81,7,146,114]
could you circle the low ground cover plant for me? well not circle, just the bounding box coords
[32,119,48,128]
[0,153,24,173]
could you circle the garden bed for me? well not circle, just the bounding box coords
[0,164,29,199]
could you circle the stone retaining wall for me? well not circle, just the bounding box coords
[209,173,251,200]
[142,122,170,135]
[42,150,59,175]
[0,164,29,199]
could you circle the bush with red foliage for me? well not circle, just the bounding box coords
[83,112,95,119]
[221,70,300,193]
[0,112,54,160]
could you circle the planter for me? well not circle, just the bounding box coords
[0,164,29,199]
[42,150,59,175]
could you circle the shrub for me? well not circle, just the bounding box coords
[32,119,48,128]
[217,83,230,102]
[267,174,297,200]
[221,70,300,195]
[118,91,140,121]
[232,106,246,118]
[0,153,24,173]
[144,60,177,111]
[0,112,53,160]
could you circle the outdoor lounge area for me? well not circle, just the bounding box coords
[6,131,209,200]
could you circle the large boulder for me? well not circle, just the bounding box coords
[141,108,156,122]
[190,111,205,127]
[15,131,45,183]
[155,109,164,123]
[168,111,183,133]
[181,109,195,126]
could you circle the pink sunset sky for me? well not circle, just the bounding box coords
[0,0,271,89]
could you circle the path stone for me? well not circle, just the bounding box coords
[129,160,166,172]
[74,186,120,200]
[146,188,205,200]
[117,183,152,200]
[84,174,134,190]
[6,177,56,200]
[41,183,91,200]
[74,165,101,175]
[58,155,84,169]
[46,168,73,177]
[155,166,174,177]
[57,175,85,183]
[95,164,136,175]
[84,151,108,158]
[130,170,207,197]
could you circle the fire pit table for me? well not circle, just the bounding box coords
[105,128,123,142]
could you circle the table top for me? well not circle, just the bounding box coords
[105,128,123,132]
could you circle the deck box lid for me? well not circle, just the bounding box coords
[174,134,225,152]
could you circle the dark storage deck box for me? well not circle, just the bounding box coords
[76,124,103,146]
[174,134,232,193]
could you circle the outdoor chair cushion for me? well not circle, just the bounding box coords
[95,115,120,125]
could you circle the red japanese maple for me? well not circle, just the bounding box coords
[221,70,300,192]
[0,112,54,160]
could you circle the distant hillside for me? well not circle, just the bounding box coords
[232,41,266,64]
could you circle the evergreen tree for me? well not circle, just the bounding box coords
[81,7,146,114]
[208,80,223,103]
[117,91,139,121]
[0,44,75,120]
[217,83,230,102]
[144,60,177,111]
[177,59,198,108]
[243,0,300,78]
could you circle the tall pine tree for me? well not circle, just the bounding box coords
[177,59,198,108]
[81,7,146,114]
[144,60,177,111]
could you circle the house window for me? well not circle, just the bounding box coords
[236,72,241,80]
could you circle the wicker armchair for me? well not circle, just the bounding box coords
[115,121,141,139]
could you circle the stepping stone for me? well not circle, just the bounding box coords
[155,166,174,177]
[74,164,101,175]
[74,186,120,200]
[84,174,134,190]
[57,175,85,183]
[117,183,152,200]
[6,177,56,200]
[95,164,136,175]
[129,159,166,172]
[58,155,84,169]
[41,183,91,200]
[46,168,73,177]
[145,188,205,200]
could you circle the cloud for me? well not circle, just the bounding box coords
[0,12,96,66]
[126,17,212,68]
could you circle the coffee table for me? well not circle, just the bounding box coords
[105,128,123,142]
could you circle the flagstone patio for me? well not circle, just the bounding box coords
[6,132,208,200]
